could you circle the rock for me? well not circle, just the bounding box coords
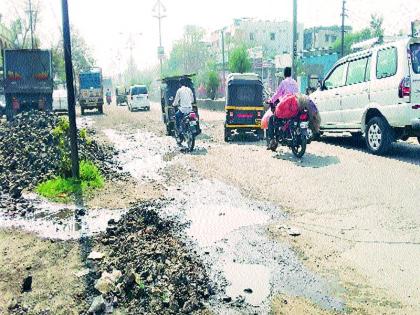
[94,270,122,294]
[288,228,301,237]
[88,251,105,260]
[87,295,106,314]
[244,288,253,294]
[222,296,232,303]
[21,275,32,292]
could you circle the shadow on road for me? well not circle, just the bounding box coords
[274,150,340,168]
[321,136,420,167]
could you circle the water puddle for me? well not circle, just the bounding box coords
[103,129,175,182]
[0,194,125,240]
[164,180,344,313]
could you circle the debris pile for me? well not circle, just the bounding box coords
[0,111,118,200]
[94,200,214,314]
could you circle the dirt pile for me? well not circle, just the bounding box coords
[94,200,214,314]
[0,111,118,200]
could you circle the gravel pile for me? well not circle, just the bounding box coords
[0,111,119,200]
[95,200,214,314]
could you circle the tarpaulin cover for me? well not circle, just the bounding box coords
[274,94,299,119]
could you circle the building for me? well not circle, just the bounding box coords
[304,26,352,50]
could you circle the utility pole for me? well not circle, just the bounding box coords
[61,0,80,179]
[341,0,347,57]
[292,0,298,80]
[221,28,226,82]
[28,0,35,49]
[153,0,166,78]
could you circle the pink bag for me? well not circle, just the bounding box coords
[261,110,273,129]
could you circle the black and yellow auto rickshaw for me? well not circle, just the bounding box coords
[115,86,128,106]
[224,73,265,142]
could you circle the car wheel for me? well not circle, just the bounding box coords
[365,116,393,155]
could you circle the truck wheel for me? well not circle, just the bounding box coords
[365,116,393,155]
[81,108,85,116]
[98,105,103,114]
[257,129,264,141]
[417,137,420,144]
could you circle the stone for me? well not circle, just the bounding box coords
[21,275,32,293]
[288,228,301,237]
[244,288,253,294]
[94,270,122,294]
[87,295,106,314]
[88,251,105,260]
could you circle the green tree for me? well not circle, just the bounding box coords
[229,46,252,73]
[370,14,384,38]
[205,71,220,100]
[8,0,41,49]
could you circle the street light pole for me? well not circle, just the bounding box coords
[153,0,166,78]
[292,0,298,80]
[221,28,226,82]
[61,0,80,179]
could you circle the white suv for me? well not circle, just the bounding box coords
[127,85,150,112]
[311,37,420,154]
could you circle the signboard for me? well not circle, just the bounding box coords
[157,46,165,60]
[412,20,420,38]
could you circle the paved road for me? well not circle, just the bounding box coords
[92,103,420,313]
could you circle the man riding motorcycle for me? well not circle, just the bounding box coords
[173,78,194,136]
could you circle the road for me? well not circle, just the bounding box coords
[82,101,420,314]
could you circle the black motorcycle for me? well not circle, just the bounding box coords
[174,111,201,152]
[270,110,311,158]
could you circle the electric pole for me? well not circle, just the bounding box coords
[153,0,166,78]
[61,0,80,179]
[292,0,298,80]
[221,28,226,82]
[341,0,347,57]
[27,0,35,49]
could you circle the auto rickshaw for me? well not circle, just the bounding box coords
[224,73,265,142]
[160,74,200,136]
[115,86,128,106]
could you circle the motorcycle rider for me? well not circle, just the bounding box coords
[267,67,299,150]
[173,78,194,136]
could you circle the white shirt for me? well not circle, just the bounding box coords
[173,86,194,113]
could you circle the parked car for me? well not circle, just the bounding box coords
[52,89,68,113]
[311,37,420,154]
[127,85,150,112]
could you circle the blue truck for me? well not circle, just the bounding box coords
[2,49,53,120]
[78,68,104,115]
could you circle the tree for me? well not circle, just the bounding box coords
[8,0,41,48]
[229,46,252,73]
[370,14,384,40]
[53,27,96,84]
[205,71,220,100]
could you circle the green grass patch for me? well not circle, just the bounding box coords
[36,161,104,202]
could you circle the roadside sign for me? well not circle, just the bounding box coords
[412,20,420,38]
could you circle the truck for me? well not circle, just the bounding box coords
[78,68,103,115]
[2,49,53,120]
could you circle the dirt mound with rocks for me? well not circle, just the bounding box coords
[0,111,118,200]
[93,200,214,314]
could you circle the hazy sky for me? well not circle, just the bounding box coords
[1,0,419,75]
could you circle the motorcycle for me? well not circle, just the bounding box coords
[268,105,311,158]
[174,111,201,152]
[106,95,112,105]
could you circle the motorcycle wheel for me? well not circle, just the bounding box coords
[291,133,307,158]
[185,128,195,152]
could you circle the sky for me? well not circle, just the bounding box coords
[1,0,420,75]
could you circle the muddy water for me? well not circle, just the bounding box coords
[0,194,125,240]
[165,180,344,313]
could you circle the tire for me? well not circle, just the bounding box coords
[81,107,85,116]
[365,116,393,155]
[417,137,420,144]
[185,128,195,152]
[257,129,264,141]
[291,134,307,158]
[224,127,232,142]
[98,105,103,114]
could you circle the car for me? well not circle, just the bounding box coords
[311,37,420,154]
[127,85,150,111]
[52,89,68,114]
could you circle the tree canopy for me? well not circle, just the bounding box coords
[229,46,252,73]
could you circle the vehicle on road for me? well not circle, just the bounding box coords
[127,85,150,111]
[311,37,420,154]
[160,74,200,136]
[52,89,68,114]
[174,111,201,152]
[224,73,265,142]
[78,68,104,115]
[2,49,53,121]
[116,87,128,106]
